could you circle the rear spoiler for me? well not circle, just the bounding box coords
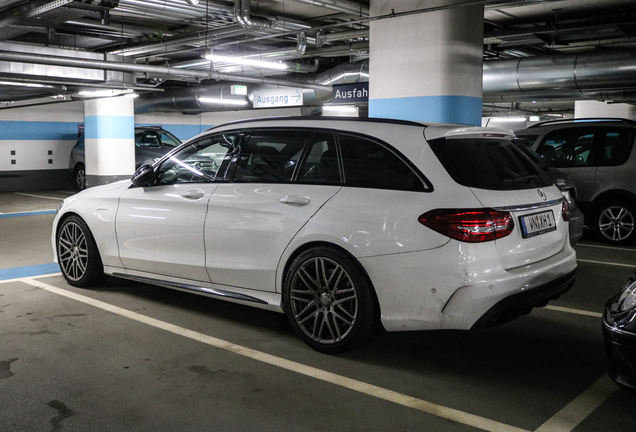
[424,125,515,141]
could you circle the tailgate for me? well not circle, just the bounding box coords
[471,186,568,269]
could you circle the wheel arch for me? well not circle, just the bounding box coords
[279,240,381,315]
[587,190,636,224]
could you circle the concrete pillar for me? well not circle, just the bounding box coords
[369,0,484,125]
[84,96,135,188]
[574,100,636,119]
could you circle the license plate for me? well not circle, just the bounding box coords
[520,210,557,238]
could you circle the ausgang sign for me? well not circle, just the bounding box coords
[253,88,303,108]
[332,82,368,104]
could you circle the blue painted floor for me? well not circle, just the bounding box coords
[0,263,61,280]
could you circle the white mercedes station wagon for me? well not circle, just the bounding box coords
[52,117,577,353]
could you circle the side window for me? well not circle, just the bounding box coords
[296,132,341,184]
[338,133,426,192]
[595,128,635,167]
[537,128,594,168]
[135,131,161,147]
[232,130,311,183]
[155,133,237,184]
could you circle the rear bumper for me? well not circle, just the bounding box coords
[472,269,576,329]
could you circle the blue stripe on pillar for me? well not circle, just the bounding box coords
[85,115,135,139]
[369,95,482,126]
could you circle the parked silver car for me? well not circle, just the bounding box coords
[517,118,636,245]
[70,126,181,190]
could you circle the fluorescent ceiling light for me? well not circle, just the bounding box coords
[322,105,358,113]
[204,54,288,71]
[490,117,527,122]
[78,89,136,98]
[198,97,248,106]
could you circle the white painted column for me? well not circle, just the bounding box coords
[369,0,484,125]
[84,96,135,188]
[575,101,636,119]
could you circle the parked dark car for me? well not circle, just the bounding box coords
[69,126,181,190]
[514,139,584,245]
[603,270,636,392]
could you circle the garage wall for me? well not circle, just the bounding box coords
[0,101,83,192]
[135,107,303,142]
[0,102,302,192]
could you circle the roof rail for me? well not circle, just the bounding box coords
[528,118,636,128]
[203,116,429,132]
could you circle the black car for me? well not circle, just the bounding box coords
[69,126,181,190]
[603,270,636,392]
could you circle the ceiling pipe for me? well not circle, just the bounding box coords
[0,50,332,92]
[290,0,369,17]
[483,50,636,102]
[234,0,276,29]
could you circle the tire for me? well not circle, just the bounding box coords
[74,164,86,190]
[283,246,380,354]
[594,201,636,245]
[57,215,106,287]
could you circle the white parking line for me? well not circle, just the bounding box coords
[577,259,634,268]
[13,192,64,201]
[20,277,530,432]
[534,374,616,432]
[542,305,603,318]
[577,243,636,252]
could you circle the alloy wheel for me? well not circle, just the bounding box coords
[58,221,89,282]
[289,256,359,345]
[598,205,635,243]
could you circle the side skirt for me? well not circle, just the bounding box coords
[105,267,284,313]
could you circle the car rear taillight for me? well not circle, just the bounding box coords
[418,209,514,243]
[561,200,570,222]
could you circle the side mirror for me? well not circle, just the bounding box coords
[131,164,156,187]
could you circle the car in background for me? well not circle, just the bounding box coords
[69,126,181,190]
[53,117,577,353]
[516,118,636,245]
[603,269,636,392]
[514,139,584,245]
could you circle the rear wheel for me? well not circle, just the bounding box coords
[74,164,86,190]
[57,215,106,287]
[283,246,379,354]
[594,201,636,245]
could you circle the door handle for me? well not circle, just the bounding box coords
[280,195,310,206]
[182,189,205,200]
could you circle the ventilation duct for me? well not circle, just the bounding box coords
[483,50,636,102]
[135,61,370,113]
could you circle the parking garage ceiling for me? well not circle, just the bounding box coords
[0,0,635,113]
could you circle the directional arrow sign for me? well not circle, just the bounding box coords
[253,88,303,108]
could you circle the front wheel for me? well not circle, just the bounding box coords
[57,215,106,287]
[594,201,636,245]
[283,247,380,354]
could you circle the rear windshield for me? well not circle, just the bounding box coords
[429,138,553,191]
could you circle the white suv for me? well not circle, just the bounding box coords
[53,118,577,353]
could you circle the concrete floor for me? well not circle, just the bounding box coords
[1,190,635,432]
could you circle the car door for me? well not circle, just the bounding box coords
[115,132,237,281]
[204,129,341,292]
[536,127,598,203]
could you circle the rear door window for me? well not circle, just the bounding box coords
[295,132,341,185]
[231,129,311,183]
[429,138,552,190]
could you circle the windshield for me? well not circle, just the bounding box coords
[429,138,553,191]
